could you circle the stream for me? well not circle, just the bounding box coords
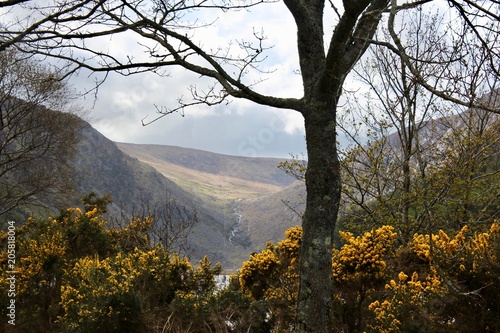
[228,199,243,244]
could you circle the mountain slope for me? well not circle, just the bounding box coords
[116,144,283,205]
[116,143,294,187]
[239,180,306,250]
[116,142,303,269]
[10,120,254,268]
[72,122,189,214]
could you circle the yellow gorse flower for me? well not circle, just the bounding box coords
[333,225,397,283]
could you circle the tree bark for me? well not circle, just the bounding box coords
[297,98,341,332]
[289,1,388,330]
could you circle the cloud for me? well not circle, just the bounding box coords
[99,104,307,158]
[78,68,307,157]
[69,3,308,158]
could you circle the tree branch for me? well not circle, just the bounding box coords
[388,0,500,115]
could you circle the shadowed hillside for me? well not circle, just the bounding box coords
[72,122,189,214]
[239,180,306,251]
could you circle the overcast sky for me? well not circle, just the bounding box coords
[80,71,308,158]
[5,1,460,158]
[74,1,313,158]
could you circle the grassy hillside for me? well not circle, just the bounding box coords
[116,143,294,201]
[116,142,304,270]
[116,146,281,205]
[239,180,306,251]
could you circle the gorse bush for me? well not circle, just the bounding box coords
[59,249,192,332]
[237,223,500,332]
[1,194,499,332]
[0,196,226,333]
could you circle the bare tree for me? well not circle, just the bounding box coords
[339,8,500,244]
[340,9,457,240]
[109,191,199,256]
[1,1,498,331]
[0,49,81,220]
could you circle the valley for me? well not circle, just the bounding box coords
[9,117,305,271]
[116,143,284,205]
[116,142,304,270]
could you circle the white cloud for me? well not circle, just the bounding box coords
[69,3,307,157]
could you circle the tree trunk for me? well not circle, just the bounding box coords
[274,1,386,331]
[296,100,341,333]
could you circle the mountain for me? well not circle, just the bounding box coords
[115,142,302,270]
[0,111,300,270]
[72,122,191,214]
[238,180,306,248]
[0,108,303,270]
[66,123,304,270]
[116,144,294,186]
[1,112,300,269]
[115,143,294,203]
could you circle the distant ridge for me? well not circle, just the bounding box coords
[115,143,295,188]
